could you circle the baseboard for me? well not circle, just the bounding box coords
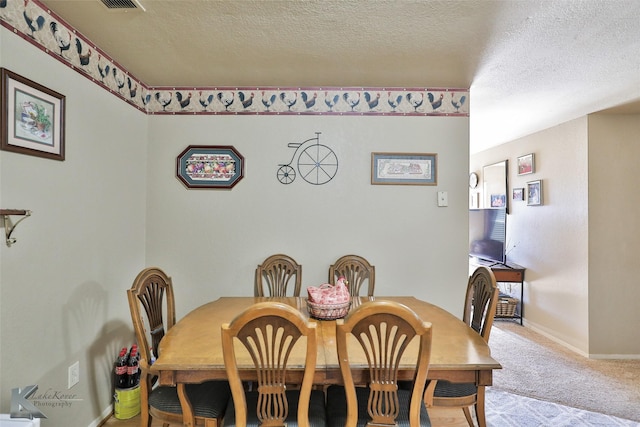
[89,404,113,427]
[523,319,640,359]
[522,319,589,357]
[588,353,640,360]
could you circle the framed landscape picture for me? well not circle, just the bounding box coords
[1,68,65,161]
[371,152,437,185]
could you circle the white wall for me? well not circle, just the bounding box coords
[587,114,640,356]
[471,117,591,354]
[145,115,471,320]
[472,113,640,357]
[0,30,147,425]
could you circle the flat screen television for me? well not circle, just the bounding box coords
[469,208,507,265]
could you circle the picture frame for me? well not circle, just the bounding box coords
[490,194,507,208]
[517,153,534,175]
[1,68,65,161]
[483,159,508,213]
[527,180,543,206]
[371,152,437,185]
[513,188,524,201]
[176,145,244,189]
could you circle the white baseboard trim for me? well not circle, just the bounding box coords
[588,353,640,360]
[522,319,589,357]
[88,404,113,427]
[523,319,640,359]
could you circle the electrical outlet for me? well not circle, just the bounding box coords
[68,361,80,389]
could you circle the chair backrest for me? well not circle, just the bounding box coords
[221,301,318,427]
[336,300,432,427]
[328,254,375,296]
[255,254,302,297]
[463,266,499,343]
[127,267,176,366]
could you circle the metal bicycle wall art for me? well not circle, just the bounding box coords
[277,132,338,185]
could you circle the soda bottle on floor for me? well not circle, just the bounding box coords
[127,345,139,387]
[114,347,128,389]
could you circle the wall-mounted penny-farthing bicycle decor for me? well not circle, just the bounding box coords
[277,132,338,185]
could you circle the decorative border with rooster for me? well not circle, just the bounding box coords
[0,0,469,117]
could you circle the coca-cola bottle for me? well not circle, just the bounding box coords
[127,346,139,387]
[133,345,140,382]
[114,347,128,389]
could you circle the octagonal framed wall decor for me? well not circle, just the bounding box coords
[176,145,244,189]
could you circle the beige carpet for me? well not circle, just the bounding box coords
[489,321,640,422]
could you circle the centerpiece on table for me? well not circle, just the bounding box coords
[306,277,351,320]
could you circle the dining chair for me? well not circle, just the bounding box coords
[328,254,375,297]
[255,254,302,297]
[326,300,433,427]
[127,267,231,427]
[220,301,327,427]
[422,266,499,427]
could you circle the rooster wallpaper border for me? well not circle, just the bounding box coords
[1,0,469,117]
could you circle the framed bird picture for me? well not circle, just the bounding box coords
[1,68,65,161]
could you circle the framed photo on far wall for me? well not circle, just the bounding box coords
[490,194,506,208]
[527,180,543,206]
[1,68,65,161]
[513,187,524,201]
[517,153,534,175]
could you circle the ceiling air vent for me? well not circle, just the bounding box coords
[99,0,145,10]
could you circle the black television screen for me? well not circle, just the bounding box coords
[469,208,507,264]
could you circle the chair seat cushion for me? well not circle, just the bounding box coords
[433,380,477,398]
[222,389,327,427]
[326,385,431,427]
[149,380,231,419]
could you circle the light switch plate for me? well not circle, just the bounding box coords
[437,191,448,207]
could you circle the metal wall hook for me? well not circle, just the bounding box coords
[1,209,32,247]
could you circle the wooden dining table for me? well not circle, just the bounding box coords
[152,296,501,425]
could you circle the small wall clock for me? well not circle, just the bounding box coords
[469,172,479,189]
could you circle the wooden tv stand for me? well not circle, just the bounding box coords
[469,257,525,324]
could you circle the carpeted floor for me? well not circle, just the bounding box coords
[489,321,640,423]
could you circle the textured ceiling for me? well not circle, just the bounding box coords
[38,0,640,153]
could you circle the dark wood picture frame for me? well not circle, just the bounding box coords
[1,68,65,161]
[176,145,245,189]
